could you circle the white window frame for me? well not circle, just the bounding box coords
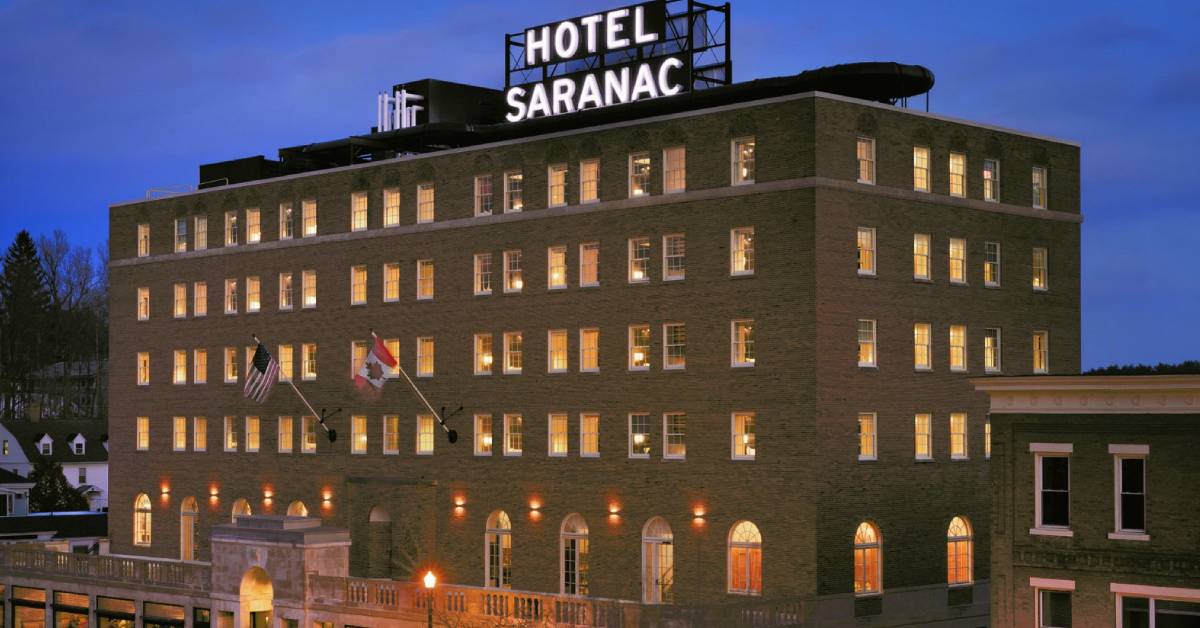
[628,325,650,371]
[416,259,434,300]
[579,413,599,458]
[474,175,493,217]
[731,411,756,461]
[579,328,599,373]
[1109,444,1150,541]
[628,152,651,198]
[383,263,400,303]
[246,208,261,243]
[731,319,755,368]
[857,319,877,368]
[278,273,294,311]
[137,287,150,321]
[547,245,568,290]
[984,328,1002,373]
[982,158,1000,202]
[503,332,522,375]
[1032,247,1049,292]
[913,146,930,192]
[548,412,569,457]
[503,171,523,213]
[913,233,931,281]
[662,322,686,370]
[628,237,650,283]
[914,413,932,461]
[194,215,208,250]
[949,325,968,372]
[579,242,599,287]
[193,417,206,452]
[547,164,567,208]
[730,227,755,277]
[416,337,434,378]
[350,265,367,306]
[949,152,967,198]
[474,333,493,376]
[857,227,876,277]
[579,158,599,204]
[856,137,875,185]
[1032,580,1074,628]
[383,187,401,227]
[628,412,651,459]
[350,192,368,232]
[503,413,523,456]
[302,199,317,237]
[503,250,523,293]
[857,413,877,461]
[950,413,969,460]
[278,416,293,454]
[302,270,317,308]
[663,145,686,193]
[417,183,436,223]
[949,238,967,285]
[732,137,755,186]
[474,253,493,296]
[474,414,493,456]
[663,412,686,460]
[1030,443,1074,537]
[914,322,932,371]
[547,329,568,373]
[662,234,685,281]
[137,223,150,257]
[984,241,1001,287]
[1032,166,1048,209]
[1033,331,1050,374]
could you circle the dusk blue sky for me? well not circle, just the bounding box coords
[0,1,1196,369]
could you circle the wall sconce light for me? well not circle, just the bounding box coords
[454,495,466,507]
[692,505,706,525]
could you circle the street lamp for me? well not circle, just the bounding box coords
[423,570,437,628]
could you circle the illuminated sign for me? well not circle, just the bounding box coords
[504,0,731,122]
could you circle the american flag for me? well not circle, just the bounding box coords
[244,343,280,403]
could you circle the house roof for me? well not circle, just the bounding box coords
[0,512,107,540]
[1,419,108,463]
[0,467,31,485]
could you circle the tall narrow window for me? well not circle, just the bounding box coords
[474,253,493,295]
[246,208,261,243]
[224,279,238,314]
[1037,452,1071,529]
[628,237,650,283]
[383,263,400,302]
[474,333,494,375]
[225,211,239,246]
[984,241,1001,286]
[629,152,651,197]
[416,414,434,454]
[134,493,152,546]
[1039,590,1071,628]
[383,187,400,227]
[173,350,187,385]
[732,412,756,460]
[417,183,435,223]
[302,199,317,237]
[351,416,367,454]
[913,146,930,192]
[174,218,188,252]
[1032,247,1049,291]
[580,328,599,372]
[731,227,755,276]
[663,412,686,459]
[950,413,968,459]
[733,137,755,185]
[1113,448,1147,534]
[173,416,187,451]
[857,227,876,276]
[1032,166,1048,209]
[642,517,675,604]
[137,223,150,257]
[949,238,967,284]
[663,323,686,370]
[728,521,762,595]
[915,414,932,460]
[194,417,206,452]
[138,287,150,320]
[224,347,238,383]
[245,416,260,452]
[949,152,966,197]
[1033,331,1049,374]
[985,419,992,459]
[278,273,293,310]
[278,416,293,453]
[549,413,568,457]
[854,522,881,595]
[350,192,368,232]
[983,159,999,202]
[858,320,877,368]
[301,343,317,380]
[302,270,317,308]
[580,413,599,457]
[857,138,875,184]
[279,202,294,240]
[193,349,207,384]
[548,245,567,289]
[416,337,434,377]
[474,414,493,455]
[949,325,967,372]
[193,281,207,317]
[302,416,317,453]
[858,413,877,461]
[277,345,292,382]
[946,517,973,585]
[664,146,686,193]
[656,235,687,283]
[503,332,522,374]
[580,159,599,204]
[914,323,931,370]
[628,325,650,371]
[503,250,523,293]
[913,233,930,280]
[245,276,260,312]
[137,352,150,385]
[561,514,590,595]
[548,164,567,207]
[732,320,755,367]
[984,328,1002,373]
[224,416,238,451]
[503,414,523,456]
[548,329,568,373]
[350,266,367,305]
[485,511,512,588]
[579,243,599,287]
[136,417,150,451]
[416,259,434,300]
[194,215,207,250]
[474,175,494,216]
[629,413,651,458]
[504,172,523,212]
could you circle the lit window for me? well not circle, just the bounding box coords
[137,223,150,257]
[731,227,755,276]
[172,417,187,451]
[174,218,188,252]
[946,516,973,585]
[193,281,207,317]
[1112,446,1147,534]
[629,413,651,458]
[474,175,494,216]
[245,276,260,312]
[1033,331,1049,374]
[949,238,967,284]
[503,413,523,456]
[580,159,599,204]
[245,416,260,452]
[913,233,930,280]
[857,138,875,184]
[1035,447,1071,530]
[501,249,520,294]
[1032,166,1048,209]
[137,287,150,321]
[985,418,992,459]
[628,237,650,283]
[278,416,293,453]
[485,510,512,588]
[858,413,877,461]
[663,323,686,370]
[664,146,686,193]
[416,414,434,455]
[913,146,930,192]
[416,259,434,300]
[549,412,569,457]
[474,333,494,375]
[301,343,317,380]
[858,319,877,368]
[277,345,292,382]
[732,320,755,367]
[302,270,317,308]
[278,273,293,310]
[504,172,523,212]
[279,202,294,240]
[384,187,400,227]
[579,242,599,287]
[135,416,150,451]
[733,137,755,185]
[561,514,590,595]
[134,493,152,546]
[548,329,568,373]
[547,245,567,289]
[224,279,238,314]
[548,164,567,207]
[984,328,1002,373]
[503,332,522,374]
[302,199,317,237]
[351,415,367,454]
[853,522,881,595]
[350,192,368,231]
[301,416,317,453]
[580,413,599,457]
[383,263,400,302]
[350,265,367,305]
[950,413,968,459]
[474,414,493,456]
[194,215,207,250]
[417,183,435,223]
[732,412,756,460]
[287,501,307,517]
[224,416,238,451]
[194,417,207,452]
[628,325,650,370]
[351,341,369,378]
[914,323,931,370]
[857,227,876,276]
[663,412,686,459]
[984,241,1001,286]
[384,339,399,379]
[663,234,685,281]
[193,349,207,384]
[224,347,238,383]
[1038,589,1071,628]
[232,498,252,521]
[246,208,261,243]
[728,521,762,596]
[474,253,493,295]
[224,211,239,246]
[915,413,932,460]
[983,159,999,202]
[579,328,599,372]
[1032,247,1049,291]
[949,152,966,197]
[950,325,967,372]
[173,350,187,385]
[137,352,150,386]
[416,337,434,377]
[629,152,651,197]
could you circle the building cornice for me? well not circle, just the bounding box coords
[972,375,1200,415]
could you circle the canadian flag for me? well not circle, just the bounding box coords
[355,334,397,390]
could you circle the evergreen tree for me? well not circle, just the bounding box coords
[0,231,50,417]
[28,457,90,512]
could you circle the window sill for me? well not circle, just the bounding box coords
[854,592,882,598]
[985,284,1001,289]
[857,457,877,462]
[914,367,932,373]
[913,277,932,284]
[729,272,755,279]
[948,582,974,589]
[858,364,878,370]
[951,456,970,462]
[731,363,755,369]
[857,179,875,186]
[949,282,968,287]
[1108,531,1150,542]
[1030,527,1074,538]
[914,458,934,463]
[857,272,877,278]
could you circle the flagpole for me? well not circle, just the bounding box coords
[254,333,337,441]
[373,332,448,433]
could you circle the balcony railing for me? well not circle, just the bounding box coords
[0,545,212,593]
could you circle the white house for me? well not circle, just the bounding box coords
[0,419,108,511]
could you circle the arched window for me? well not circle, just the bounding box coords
[180,497,198,561]
[641,517,674,604]
[485,510,512,589]
[854,522,881,595]
[946,516,973,585]
[727,520,762,595]
[232,498,251,522]
[560,513,589,595]
[287,500,308,517]
[134,493,152,546]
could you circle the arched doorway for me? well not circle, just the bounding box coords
[239,566,273,628]
[367,505,392,578]
[180,497,199,561]
[287,500,308,517]
[641,517,674,604]
[232,498,251,522]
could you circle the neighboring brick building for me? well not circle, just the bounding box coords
[974,374,1200,627]
[105,68,1080,624]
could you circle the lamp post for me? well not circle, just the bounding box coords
[423,570,437,628]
